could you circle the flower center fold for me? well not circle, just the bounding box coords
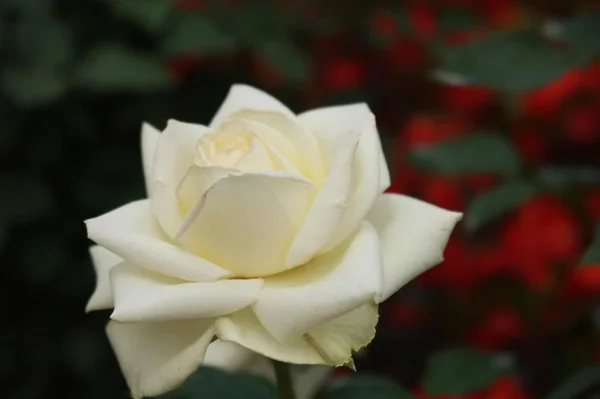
[195,130,274,172]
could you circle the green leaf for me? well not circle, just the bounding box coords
[21,237,68,286]
[563,12,600,62]
[111,0,173,33]
[76,43,171,92]
[1,0,50,12]
[0,173,53,224]
[537,166,600,191]
[424,349,515,396]
[0,108,17,152]
[13,15,73,69]
[409,132,521,176]
[437,8,478,31]
[258,40,312,84]
[2,68,67,107]
[161,14,236,56]
[464,180,538,232]
[545,365,600,399]
[436,29,577,92]
[0,222,8,251]
[154,367,276,399]
[581,224,600,265]
[317,376,415,399]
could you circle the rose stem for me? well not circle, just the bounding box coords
[271,360,297,399]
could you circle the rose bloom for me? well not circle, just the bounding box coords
[85,85,461,398]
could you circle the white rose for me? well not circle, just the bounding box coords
[85,84,462,398]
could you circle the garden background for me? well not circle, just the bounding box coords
[1,0,600,398]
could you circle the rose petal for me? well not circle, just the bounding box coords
[253,221,382,340]
[110,264,263,322]
[375,133,390,192]
[177,171,316,277]
[203,340,257,371]
[367,194,463,302]
[220,117,304,175]
[106,319,215,398]
[215,307,325,365]
[175,166,234,237]
[299,104,390,253]
[233,136,275,171]
[151,119,209,237]
[85,245,122,312]
[141,122,161,197]
[85,199,232,282]
[210,84,295,128]
[284,115,362,267]
[307,302,378,366]
[230,110,325,184]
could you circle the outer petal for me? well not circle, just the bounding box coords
[253,222,383,340]
[110,264,263,322]
[307,303,378,367]
[284,114,362,267]
[210,84,295,128]
[106,319,215,399]
[141,122,161,197]
[298,104,390,254]
[367,194,463,302]
[151,119,209,237]
[177,171,316,277]
[215,307,325,365]
[85,245,122,312]
[85,199,232,282]
[203,340,257,371]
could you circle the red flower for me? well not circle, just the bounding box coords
[419,238,496,289]
[420,175,465,211]
[565,265,600,295]
[167,55,200,81]
[470,307,525,349]
[563,103,599,143]
[478,0,522,28]
[439,85,495,116]
[445,28,489,46]
[408,2,436,40]
[418,237,468,287]
[437,0,479,7]
[584,61,600,90]
[319,57,365,92]
[501,196,582,289]
[512,128,547,164]
[415,377,529,399]
[586,189,600,221]
[522,68,586,120]
[386,169,416,195]
[385,300,422,327]
[371,9,398,39]
[385,38,429,71]
[398,114,469,149]
[484,377,530,399]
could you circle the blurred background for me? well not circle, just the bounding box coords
[1,0,600,398]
